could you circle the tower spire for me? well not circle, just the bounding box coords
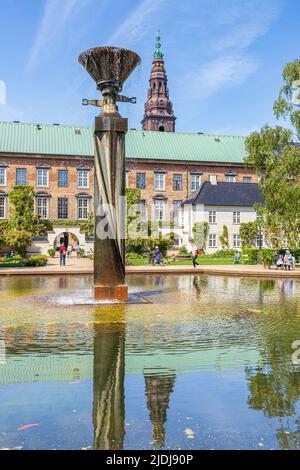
[154,30,163,59]
[141,31,176,132]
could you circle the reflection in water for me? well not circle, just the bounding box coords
[1,274,300,449]
[93,322,125,450]
[144,372,176,448]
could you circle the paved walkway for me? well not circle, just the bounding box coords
[1,256,300,278]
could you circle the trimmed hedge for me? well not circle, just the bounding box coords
[24,255,48,267]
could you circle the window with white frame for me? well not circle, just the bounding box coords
[233,211,240,224]
[154,199,166,220]
[191,174,201,191]
[77,169,89,188]
[233,234,240,248]
[36,197,48,218]
[256,232,263,248]
[140,200,146,220]
[209,210,216,223]
[154,172,165,190]
[209,234,217,248]
[225,174,236,182]
[243,176,251,183]
[0,167,7,186]
[173,200,182,220]
[0,196,6,219]
[77,198,88,219]
[37,168,49,187]
[58,197,68,219]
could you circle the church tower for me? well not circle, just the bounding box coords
[141,31,176,132]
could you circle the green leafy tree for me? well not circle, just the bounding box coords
[80,212,94,236]
[6,186,53,255]
[219,225,229,249]
[192,222,208,250]
[239,221,258,248]
[245,59,300,246]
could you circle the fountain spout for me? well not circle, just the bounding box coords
[78,46,141,301]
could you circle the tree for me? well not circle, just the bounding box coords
[192,222,208,250]
[219,225,229,249]
[80,212,94,236]
[239,221,258,248]
[245,59,300,247]
[6,186,53,255]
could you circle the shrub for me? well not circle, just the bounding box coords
[125,252,145,266]
[178,246,188,255]
[212,249,236,258]
[242,248,260,264]
[48,248,56,257]
[261,248,275,268]
[79,248,85,257]
[25,255,48,267]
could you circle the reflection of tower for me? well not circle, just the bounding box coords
[144,372,176,448]
[142,31,176,132]
[93,323,125,450]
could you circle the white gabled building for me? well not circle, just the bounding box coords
[180,181,263,254]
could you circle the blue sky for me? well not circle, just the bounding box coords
[0,0,299,136]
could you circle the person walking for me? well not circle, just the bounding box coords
[191,244,200,268]
[153,246,163,266]
[59,244,67,266]
[67,244,73,258]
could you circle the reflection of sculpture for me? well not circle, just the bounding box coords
[144,372,176,448]
[78,46,140,300]
[93,323,125,450]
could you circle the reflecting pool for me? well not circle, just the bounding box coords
[0,274,300,450]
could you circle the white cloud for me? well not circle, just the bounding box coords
[26,0,78,71]
[108,0,169,45]
[188,54,259,100]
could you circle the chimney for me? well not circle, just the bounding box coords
[210,175,217,185]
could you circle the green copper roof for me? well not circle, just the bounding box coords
[0,121,246,164]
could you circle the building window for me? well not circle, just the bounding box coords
[78,169,89,188]
[209,234,217,248]
[233,211,240,224]
[0,196,6,219]
[154,172,165,191]
[173,200,182,220]
[140,200,146,220]
[58,197,68,219]
[191,174,201,191]
[77,198,88,220]
[233,234,240,248]
[256,233,263,248]
[154,199,166,220]
[243,176,251,183]
[0,168,7,186]
[37,168,49,187]
[16,168,27,185]
[209,174,217,184]
[173,174,183,191]
[225,174,236,183]
[209,210,216,223]
[36,197,48,218]
[58,170,69,188]
[136,172,146,189]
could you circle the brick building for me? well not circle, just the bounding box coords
[0,33,257,254]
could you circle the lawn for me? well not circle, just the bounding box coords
[127,255,236,266]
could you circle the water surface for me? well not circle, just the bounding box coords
[0,274,300,450]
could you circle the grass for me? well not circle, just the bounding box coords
[127,255,236,266]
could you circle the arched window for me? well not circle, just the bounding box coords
[159,126,165,132]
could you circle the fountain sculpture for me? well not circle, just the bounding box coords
[78,46,141,301]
